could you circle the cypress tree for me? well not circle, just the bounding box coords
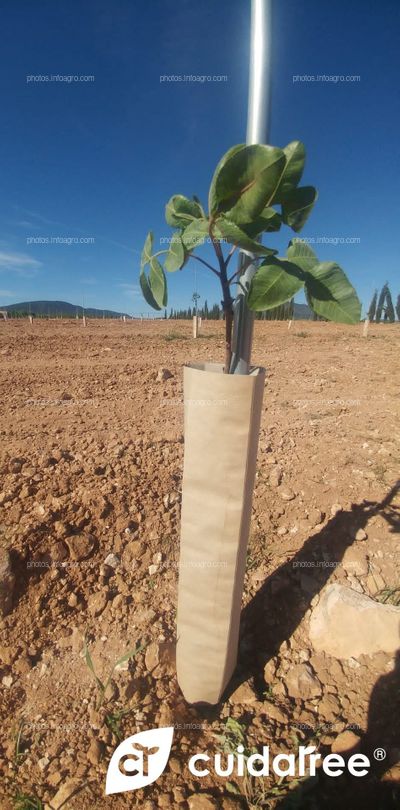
[375,283,388,323]
[367,290,378,321]
[385,286,395,322]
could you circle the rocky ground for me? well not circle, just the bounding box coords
[0,318,399,810]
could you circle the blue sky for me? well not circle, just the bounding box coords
[0,0,399,315]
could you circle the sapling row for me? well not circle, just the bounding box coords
[140,141,361,372]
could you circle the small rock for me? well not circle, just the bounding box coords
[51,541,68,563]
[87,738,104,766]
[342,547,369,577]
[277,526,288,536]
[60,391,73,401]
[285,664,322,700]
[65,533,96,561]
[9,457,24,473]
[331,504,343,516]
[2,675,13,688]
[278,488,295,501]
[382,763,400,783]
[145,642,160,672]
[47,771,63,788]
[307,508,323,527]
[67,593,78,608]
[354,528,367,541]
[269,466,282,488]
[87,591,108,617]
[103,553,120,569]
[264,659,276,682]
[318,693,340,722]
[309,583,400,658]
[188,795,219,810]
[157,368,173,382]
[0,549,15,616]
[264,702,288,724]
[331,730,361,754]
[169,757,182,775]
[45,778,81,810]
[38,756,50,772]
[230,681,258,704]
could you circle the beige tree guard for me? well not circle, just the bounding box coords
[176,363,265,704]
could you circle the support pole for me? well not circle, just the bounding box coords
[230,0,272,374]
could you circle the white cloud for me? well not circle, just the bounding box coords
[0,289,16,297]
[118,283,140,295]
[0,250,42,275]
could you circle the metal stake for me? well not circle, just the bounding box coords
[230,0,272,374]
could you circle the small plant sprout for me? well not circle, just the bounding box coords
[11,721,44,810]
[83,638,145,709]
[12,793,43,810]
[140,142,361,372]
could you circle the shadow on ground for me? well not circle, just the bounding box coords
[194,481,400,808]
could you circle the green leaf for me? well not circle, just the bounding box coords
[241,206,282,238]
[214,217,277,257]
[208,144,286,224]
[305,262,361,324]
[281,186,318,232]
[181,218,209,251]
[286,238,319,272]
[247,258,305,311]
[149,257,168,308]
[140,267,161,311]
[207,144,245,213]
[140,231,153,270]
[83,638,104,692]
[165,195,203,228]
[273,141,306,203]
[226,782,241,796]
[164,235,185,272]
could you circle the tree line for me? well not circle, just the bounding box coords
[168,299,295,321]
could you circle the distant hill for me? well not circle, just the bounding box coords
[293,302,313,319]
[0,298,314,320]
[0,300,130,318]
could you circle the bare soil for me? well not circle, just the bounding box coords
[0,318,399,810]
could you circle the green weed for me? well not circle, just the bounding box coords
[83,638,145,709]
[12,793,43,810]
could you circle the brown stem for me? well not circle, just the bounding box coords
[220,274,234,373]
[190,254,220,278]
[210,227,234,373]
[224,304,233,372]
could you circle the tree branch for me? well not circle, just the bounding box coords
[190,254,220,278]
[225,245,237,269]
[228,255,255,285]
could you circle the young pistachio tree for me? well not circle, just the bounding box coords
[140,142,361,372]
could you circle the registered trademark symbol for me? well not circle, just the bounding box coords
[373,748,386,761]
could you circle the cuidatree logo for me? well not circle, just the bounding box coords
[105,727,174,795]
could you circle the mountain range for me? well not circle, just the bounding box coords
[0,300,314,319]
